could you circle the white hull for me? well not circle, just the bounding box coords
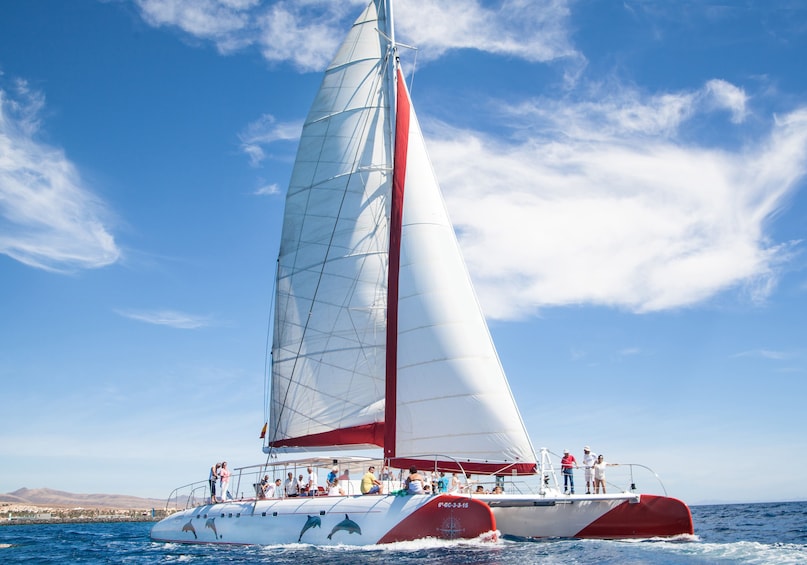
[150,493,497,545]
[150,491,692,545]
[485,492,693,539]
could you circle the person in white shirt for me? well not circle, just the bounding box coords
[260,475,274,498]
[306,466,319,496]
[328,478,345,496]
[582,446,597,495]
[284,472,299,497]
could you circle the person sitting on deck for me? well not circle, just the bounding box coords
[328,478,345,496]
[360,466,382,494]
[405,466,425,494]
[326,466,338,487]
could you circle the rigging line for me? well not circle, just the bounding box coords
[262,257,279,432]
[376,27,418,95]
[270,34,392,445]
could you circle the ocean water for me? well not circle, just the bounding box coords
[1,501,805,564]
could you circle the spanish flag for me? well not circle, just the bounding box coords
[259,422,268,439]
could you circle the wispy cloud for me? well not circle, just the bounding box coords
[238,114,301,166]
[132,0,577,72]
[426,82,807,318]
[732,349,795,360]
[254,183,281,196]
[0,79,120,272]
[115,308,212,329]
[395,0,578,64]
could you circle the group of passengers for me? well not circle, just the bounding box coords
[208,461,231,504]
[560,446,617,494]
[211,450,618,503]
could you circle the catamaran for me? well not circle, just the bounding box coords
[151,0,693,545]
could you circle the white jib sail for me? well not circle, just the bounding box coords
[393,78,536,471]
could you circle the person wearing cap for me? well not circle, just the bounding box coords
[560,449,577,494]
[582,446,597,494]
[326,465,338,488]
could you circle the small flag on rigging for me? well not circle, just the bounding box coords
[259,422,268,439]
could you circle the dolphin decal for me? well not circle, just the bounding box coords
[327,514,362,540]
[205,517,220,539]
[297,515,321,542]
[181,519,197,539]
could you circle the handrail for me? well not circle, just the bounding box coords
[161,453,670,509]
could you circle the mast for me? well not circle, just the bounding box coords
[383,0,400,462]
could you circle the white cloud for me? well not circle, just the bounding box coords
[134,0,260,53]
[0,80,120,272]
[238,114,302,166]
[254,183,281,196]
[732,349,794,360]
[131,0,576,71]
[395,0,578,64]
[424,83,807,318]
[704,79,748,124]
[115,308,212,329]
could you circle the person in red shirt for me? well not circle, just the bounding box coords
[561,449,577,494]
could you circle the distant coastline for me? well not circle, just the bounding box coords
[1,487,169,526]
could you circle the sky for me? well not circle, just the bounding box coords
[1,0,806,507]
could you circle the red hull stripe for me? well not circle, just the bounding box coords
[390,457,537,476]
[575,494,694,538]
[377,494,496,544]
[385,68,410,460]
[269,423,384,449]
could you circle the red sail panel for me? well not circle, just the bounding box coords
[269,423,384,449]
[385,68,410,460]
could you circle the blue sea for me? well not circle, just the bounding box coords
[1,501,805,564]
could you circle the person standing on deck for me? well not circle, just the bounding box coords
[593,454,618,494]
[209,462,220,503]
[582,446,597,494]
[306,466,319,496]
[219,461,231,501]
[284,472,299,497]
[561,449,577,494]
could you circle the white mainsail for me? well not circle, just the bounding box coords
[267,0,537,474]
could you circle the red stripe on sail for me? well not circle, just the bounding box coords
[385,68,410,460]
[268,423,384,449]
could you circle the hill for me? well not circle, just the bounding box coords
[1,488,165,510]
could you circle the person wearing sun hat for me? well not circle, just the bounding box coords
[560,449,577,494]
[582,446,597,494]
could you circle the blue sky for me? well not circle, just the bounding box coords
[1,0,806,506]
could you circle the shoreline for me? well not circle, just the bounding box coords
[1,515,159,526]
[1,503,168,527]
